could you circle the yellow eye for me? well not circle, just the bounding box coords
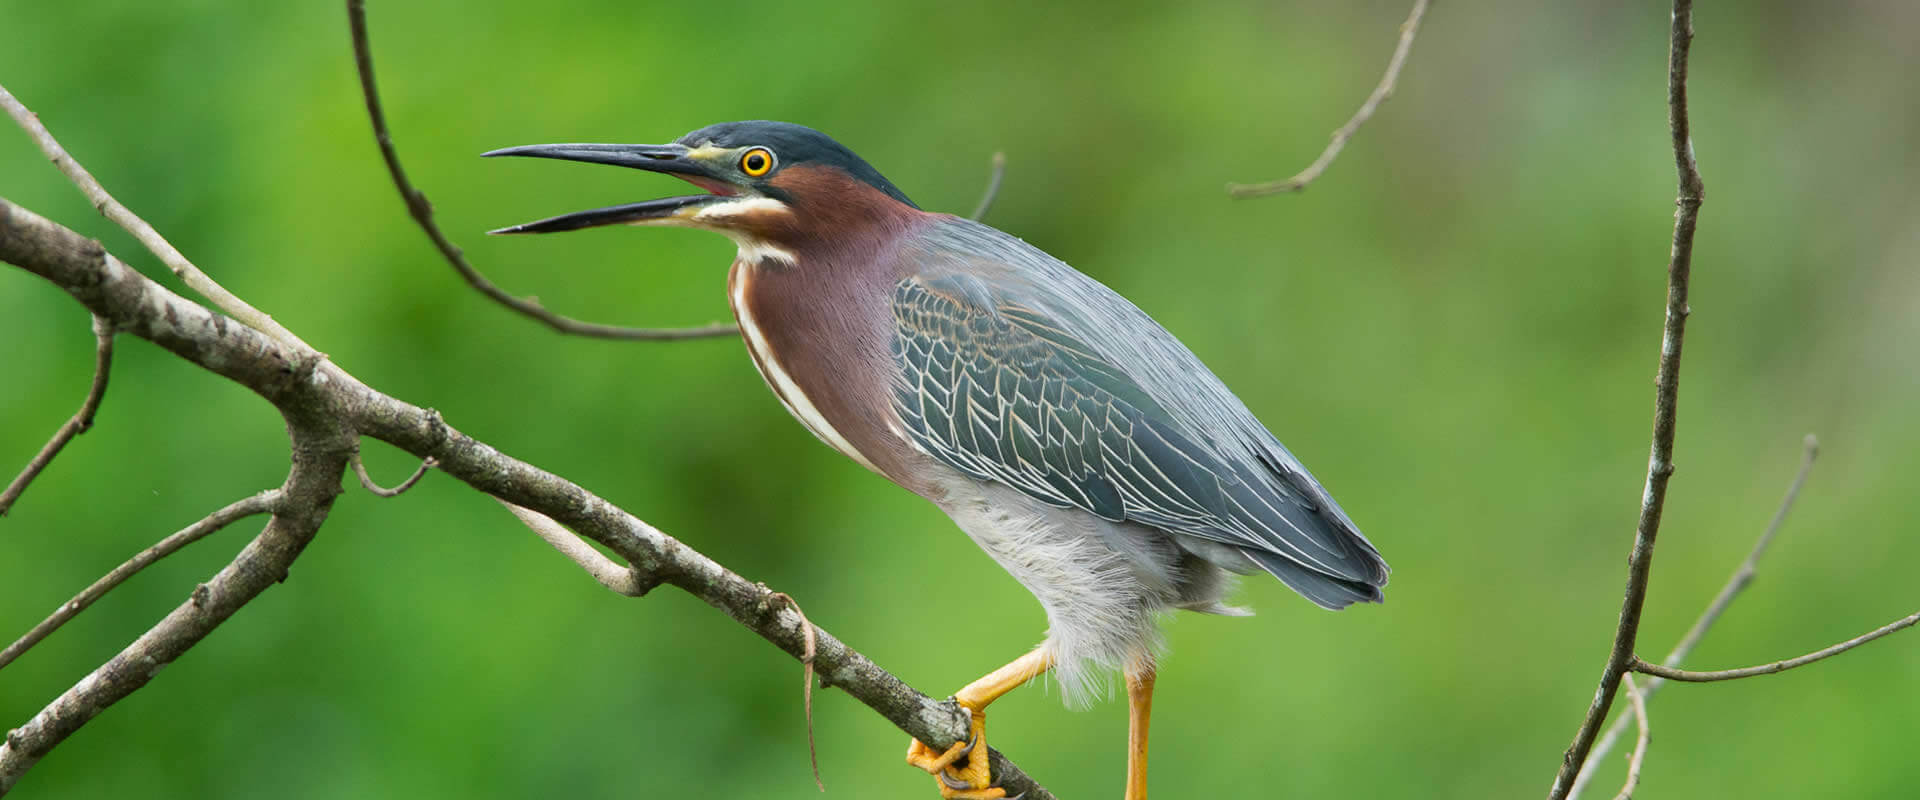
[740,147,774,177]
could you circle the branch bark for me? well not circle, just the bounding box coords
[1546,3,1703,797]
[0,194,1054,799]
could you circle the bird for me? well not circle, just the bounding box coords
[485,121,1388,800]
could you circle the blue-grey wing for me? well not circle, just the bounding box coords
[889,271,1386,608]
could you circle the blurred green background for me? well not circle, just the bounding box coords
[4,1,1917,797]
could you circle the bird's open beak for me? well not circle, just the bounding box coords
[482,143,736,234]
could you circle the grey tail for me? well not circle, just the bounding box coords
[1244,549,1386,610]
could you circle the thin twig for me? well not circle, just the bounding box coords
[350,451,435,498]
[344,0,735,341]
[768,592,824,792]
[969,152,1007,221]
[1612,675,1649,800]
[1547,3,1703,797]
[500,501,651,597]
[1227,0,1430,197]
[0,85,314,351]
[1,315,114,517]
[1631,610,1920,682]
[0,490,281,671]
[1569,435,1819,799]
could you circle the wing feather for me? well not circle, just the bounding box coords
[889,273,1386,600]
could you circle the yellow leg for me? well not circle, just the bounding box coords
[1125,663,1155,800]
[906,647,1054,799]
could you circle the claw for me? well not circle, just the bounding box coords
[940,771,973,791]
[1004,792,1025,800]
[950,732,977,761]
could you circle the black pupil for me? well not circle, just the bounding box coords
[747,153,765,171]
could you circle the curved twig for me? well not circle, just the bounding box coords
[1612,675,1649,800]
[1547,3,1703,797]
[1631,611,1920,682]
[350,451,434,497]
[1,315,114,517]
[1227,0,1430,197]
[969,152,1007,221]
[766,592,824,792]
[0,490,281,672]
[345,0,736,341]
[500,501,651,597]
[0,86,313,351]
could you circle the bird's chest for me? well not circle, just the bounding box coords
[728,261,900,476]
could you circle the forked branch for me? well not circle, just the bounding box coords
[1567,436,1818,800]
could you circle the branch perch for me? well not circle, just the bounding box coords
[1546,3,1703,797]
[0,194,1054,799]
[0,314,114,517]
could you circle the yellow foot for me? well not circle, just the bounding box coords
[905,709,1014,799]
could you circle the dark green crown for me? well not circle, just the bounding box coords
[677,120,917,209]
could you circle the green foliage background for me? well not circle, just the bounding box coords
[4,1,1916,797]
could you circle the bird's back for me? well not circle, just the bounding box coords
[889,216,1389,610]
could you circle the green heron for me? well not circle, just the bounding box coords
[486,121,1388,800]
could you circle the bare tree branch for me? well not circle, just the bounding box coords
[350,450,435,497]
[1568,435,1819,799]
[1547,3,1703,797]
[1630,611,1920,682]
[0,194,1055,800]
[0,85,314,351]
[344,0,736,342]
[0,410,349,793]
[969,152,1007,221]
[0,315,114,517]
[1612,675,1649,800]
[1226,0,1430,198]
